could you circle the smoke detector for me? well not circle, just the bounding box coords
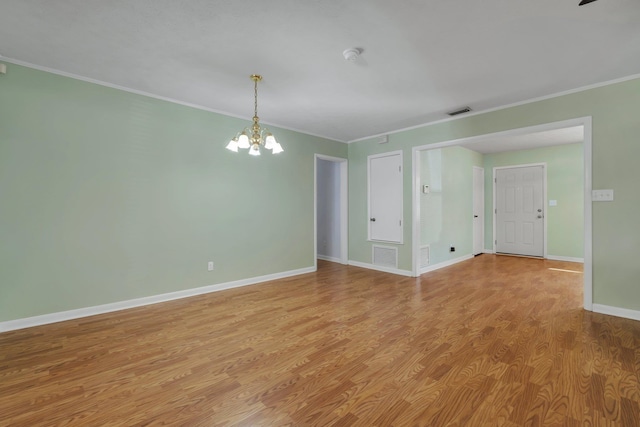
[343,48,362,61]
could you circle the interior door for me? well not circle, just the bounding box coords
[368,152,403,243]
[495,165,544,257]
[473,166,484,256]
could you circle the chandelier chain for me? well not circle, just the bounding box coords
[254,78,258,118]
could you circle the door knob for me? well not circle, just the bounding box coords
[370,218,376,222]
[537,209,542,212]
[537,215,543,219]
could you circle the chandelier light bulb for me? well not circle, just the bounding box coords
[249,144,261,156]
[237,132,250,149]
[225,138,239,152]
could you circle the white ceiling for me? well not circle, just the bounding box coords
[461,126,584,154]
[1,0,639,142]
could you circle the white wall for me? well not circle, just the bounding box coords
[317,159,341,261]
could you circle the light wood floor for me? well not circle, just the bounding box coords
[1,255,639,426]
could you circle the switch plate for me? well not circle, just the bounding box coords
[422,185,430,194]
[207,261,214,271]
[592,189,614,202]
[0,64,6,75]
[549,200,557,206]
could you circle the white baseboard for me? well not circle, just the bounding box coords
[546,255,584,263]
[483,249,495,254]
[317,255,344,264]
[348,260,413,277]
[0,266,316,333]
[420,254,474,275]
[592,304,640,322]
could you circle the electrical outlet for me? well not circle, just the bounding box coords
[207,261,214,271]
[450,246,455,252]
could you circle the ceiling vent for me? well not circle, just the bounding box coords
[447,107,472,117]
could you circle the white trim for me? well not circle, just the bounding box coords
[583,118,593,310]
[1,57,344,144]
[317,255,343,263]
[348,260,413,277]
[367,150,404,244]
[420,255,474,275]
[0,266,315,333]
[411,116,592,311]
[348,73,640,143]
[546,255,584,263]
[592,304,640,322]
[492,163,547,258]
[483,249,495,254]
[472,166,485,256]
[412,147,421,276]
[314,154,349,268]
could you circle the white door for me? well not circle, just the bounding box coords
[473,166,484,256]
[495,165,544,257]
[368,151,403,243]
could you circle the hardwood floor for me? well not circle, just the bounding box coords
[1,255,639,426]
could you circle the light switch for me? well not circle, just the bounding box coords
[549,200,557,206]
[422,185,430,194]
[592,189,614,202]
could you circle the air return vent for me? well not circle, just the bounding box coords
[447,107,472,116]
[372,245,398,269]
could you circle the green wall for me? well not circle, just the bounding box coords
[0,64,346,322]
[349,76,640,311]
[483,143,584,258]
[419,147,483,265]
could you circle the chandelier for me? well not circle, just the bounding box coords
[225,74,283,156]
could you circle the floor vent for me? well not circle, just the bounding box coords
[372,245,398,269]
[420,245,430,268]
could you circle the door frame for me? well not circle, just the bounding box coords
[412,116,592,311]
[473,166,485,256]
[492,163,547,258]
[314,154,349,268]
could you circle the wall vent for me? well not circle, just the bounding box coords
[372,245,398,269]
[447,106,472,116]
[420,245,430,268]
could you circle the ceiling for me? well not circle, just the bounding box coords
[461,126,584,154]
[1,0,639,143]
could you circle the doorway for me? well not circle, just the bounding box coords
[411,117,592,310]
[315,155,348,267]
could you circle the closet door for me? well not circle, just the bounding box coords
[368,151,403,243]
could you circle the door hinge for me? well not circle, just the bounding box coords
[399,220,402,226]
[399,165,402,172]
[495,208,497,214]
[495,240,497,245]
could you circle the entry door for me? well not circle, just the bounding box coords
[368,151,403,243]
[473,167,484,256]
[495,165,544,257]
